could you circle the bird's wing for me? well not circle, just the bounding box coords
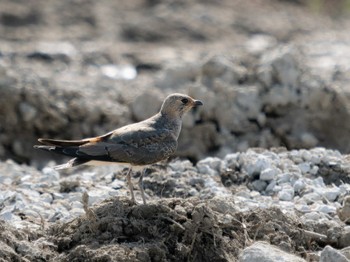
[77,127,177,165]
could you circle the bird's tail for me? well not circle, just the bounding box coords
[34,143,90,169]
[33,144,78,157]
[53,158,90,170]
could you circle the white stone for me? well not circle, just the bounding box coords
[320,245,349,262]
[0,211,21,221]
[223,153,239,168]
[293,179,306,192]
[70,208,85,217]
[188,188,198,196]
[52,192,65,200]
[260,168,278,181]
[42,167,60,181]
[71,201,84,209]
[196,157,222,176]
[68,192,83,202]
[302,211,325,221]
[278,186,294,201]
[277,173,292,184]
[298,162,311,174]
[294,204,311,213]
[39,193,53,204]
[239,241,306,262]
[310,166,319,175]
[302,192,323,204]
[322,187,341,202]
[265,180,276,192]
[169,159,194,172]
[316,205,337,214]
[313,177,325,187]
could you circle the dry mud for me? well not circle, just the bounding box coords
[0,197,318,262]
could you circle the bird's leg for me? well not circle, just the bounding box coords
[138,168,147,205]
[126,167,136,204]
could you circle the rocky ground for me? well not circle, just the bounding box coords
[1,148,350,261]
[1,0,350,261]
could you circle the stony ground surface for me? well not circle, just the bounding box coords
[1,0,350,261]
[1,147,350,261]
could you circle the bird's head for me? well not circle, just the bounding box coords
[160,93,203,118]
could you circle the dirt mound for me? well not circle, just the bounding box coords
[43,197,309,261]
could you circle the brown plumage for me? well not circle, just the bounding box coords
[34,93,203,204]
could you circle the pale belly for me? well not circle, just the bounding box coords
[86,161,146,172]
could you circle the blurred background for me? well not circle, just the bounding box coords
[0,0,350,167]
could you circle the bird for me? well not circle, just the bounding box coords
[34,93,203,204]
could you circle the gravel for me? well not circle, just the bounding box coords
[1,147,350,260]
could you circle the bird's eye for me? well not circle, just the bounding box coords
[181,98,189,104]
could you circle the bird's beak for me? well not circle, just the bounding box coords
[193,100,203,107]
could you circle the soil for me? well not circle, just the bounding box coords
[0,197,319,262]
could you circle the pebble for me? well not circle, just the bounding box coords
[320,245,349,262]
[298,162,311,174]
[301,211,325,221]
[265,180,276,192]
[251,180,267,192]
[260,167,278,181]
[239,241,306,262]
[322,187,341,202]
[339,227,350,248]
[293,179,306,192]
[244,155,272,177]
[196,157,222,176]
[316,204,337,214]
[278,186,294,201]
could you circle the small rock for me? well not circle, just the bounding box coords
[341,246,350,260]
[338,196,350,224]
[196,157,222,176]
[0,211,21,222]
[316,205,337,214]
[302,192,323,204]
[301,211,325,221]
[293,179,306,193]
[223,153,239,168]
[168,159,194,172]
[188,188,198,196]
[320,245,349,262]
[265,180,276,192]
[294,204,311,213]
[339,226,350,248]
[298,162,311,174]
[199,157,222,171]
[322,187,341,202]
[278,186,294,201]
[277,173,292,184]
[244,156,272,177]
[239,241,306,262]
[260,167,278,181]
[251,180,267,192]
[39,193,53,204]
[42,167,60,181]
